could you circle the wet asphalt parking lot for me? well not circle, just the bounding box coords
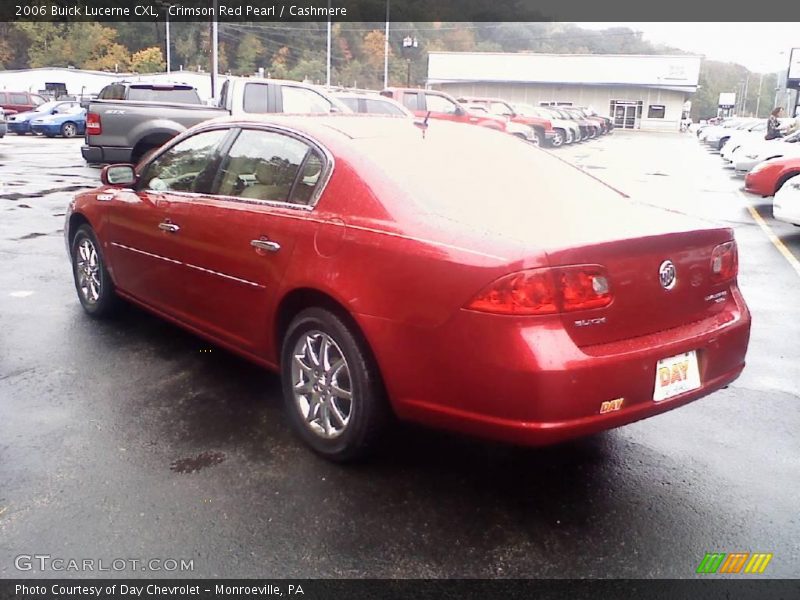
[1,130,799,579]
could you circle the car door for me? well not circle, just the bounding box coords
[104,128,230,317]
[423,92,467,123]
[162,126,327,354]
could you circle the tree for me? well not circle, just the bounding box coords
[131,47,165,73]
[234,33,264,75]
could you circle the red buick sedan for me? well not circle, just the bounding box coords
[65,116,751,460]
[744,156,800,197]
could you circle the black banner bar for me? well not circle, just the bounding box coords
[2,580,800,600]
[2,0,800,22]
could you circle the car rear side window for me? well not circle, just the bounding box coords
[128,87,200,104]
[401,92,420,111]
[243,83,269,113]
[140,129,229,194]
[337,97,359,112]
[99,84,126,100]
[216,129,322,206]
[10,93,27,104]
[424,93,459,115]
[364,98,405,116]
[281,86,332,114]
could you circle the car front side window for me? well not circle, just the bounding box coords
[139,129,229,194]
[425,94,459,114]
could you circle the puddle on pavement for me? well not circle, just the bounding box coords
[170,451,227,474]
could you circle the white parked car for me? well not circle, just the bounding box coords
[720,121,769,162]
[705,119,761,150]
[773,175,800,227]
[698,118,747,142]
[464,105,538,144]
[733,131,800,173]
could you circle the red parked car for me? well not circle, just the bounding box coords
[380,87,507,132]
[456,96,555,146]
[65,116,751,461]
[744,156,800,197]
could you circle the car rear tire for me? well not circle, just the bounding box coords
[61,122,78,138]
[550,130,564,147]
[70,224,117,318]
[534,130,545,146]
[281,307,390,461]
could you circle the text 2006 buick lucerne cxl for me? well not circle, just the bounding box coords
[65,116,751,461]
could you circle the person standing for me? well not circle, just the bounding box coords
[766,107,785,140]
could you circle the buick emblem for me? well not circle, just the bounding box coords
[659,260,676,290]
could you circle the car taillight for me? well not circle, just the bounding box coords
[558,266,612,311]
[86,112,101,135]
[466,265,612,315]
[710,241,738,283]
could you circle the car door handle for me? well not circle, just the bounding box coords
[158,221,180,233]
[251,239,281,253]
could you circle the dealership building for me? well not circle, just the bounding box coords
[426,52,702,132]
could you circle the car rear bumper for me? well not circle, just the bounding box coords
[81,145,133,164]
[361,286,751,446]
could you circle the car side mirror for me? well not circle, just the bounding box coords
[454,106,466,116]
[101,164,137,187]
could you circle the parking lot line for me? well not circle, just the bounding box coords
[742,197,800,279]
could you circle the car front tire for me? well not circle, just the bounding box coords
[550,130,564,147]
[281,307,390,461]
[70,224,117,317]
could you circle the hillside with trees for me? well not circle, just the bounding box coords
[0,21,780,118]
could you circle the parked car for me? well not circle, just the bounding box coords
[744,156,800,197]
[456,96,554,146]
[380,87,507,132]
[733,132,800,173]
[0,110,6,138]
[704,119,760,150]
[7,100,81,135]
[30,105,87,138]
[549,107,593,141]
[0,90,47,116]
[331,92,411,117]
[720,120,768,162]
[461,105,537,144]
[513,104,580,147]
[82,78,351,165]
[65,115,751,461]
[698,117,746,143]
[773,173,800,227]
[560,107,602,138]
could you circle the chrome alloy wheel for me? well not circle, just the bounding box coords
[291,330,353,439]
[76,238,101,304]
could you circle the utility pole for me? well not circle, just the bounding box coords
[210,0,218,101]
[755,71,763,117]
[742,72,749,115]
[383,0,389,88]
[165,13,171,73]
[326,0,332,87]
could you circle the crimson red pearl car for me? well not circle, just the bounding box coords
[744,156,800,197]
[65,116,751,461]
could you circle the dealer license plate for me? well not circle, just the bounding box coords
[653,351,701,402]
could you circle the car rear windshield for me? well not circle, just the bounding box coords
[356,123,624,224]
[127,87,201,104]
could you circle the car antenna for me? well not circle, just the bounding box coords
[414,111,431,138]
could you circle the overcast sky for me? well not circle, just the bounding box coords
[575,23,798,72]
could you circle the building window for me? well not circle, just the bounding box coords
[647,104,666,119]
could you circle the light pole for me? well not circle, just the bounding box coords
[402,36,418,87]
[383,0,389,88]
